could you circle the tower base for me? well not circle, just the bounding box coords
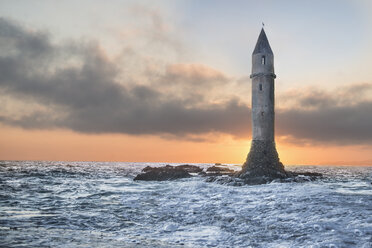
[238,140,286,179]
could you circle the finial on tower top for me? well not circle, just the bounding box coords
[262,22,265,28]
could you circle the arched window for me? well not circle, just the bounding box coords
[259,84,263,91]
[261,56,266,65]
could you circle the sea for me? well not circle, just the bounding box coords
[0,161,371,248]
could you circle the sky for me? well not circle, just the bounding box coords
[0,0,372,165]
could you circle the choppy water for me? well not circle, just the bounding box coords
[0,161,371,248]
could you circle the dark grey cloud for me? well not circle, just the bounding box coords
[0,17,250,140]
[276,84,372,145]
[277,101,372,144]
[1,17,372,145]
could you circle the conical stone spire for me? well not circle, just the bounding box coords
[253,28,273,55]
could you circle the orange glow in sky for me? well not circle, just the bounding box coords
[1,1,372,165]
[1,125,371,165]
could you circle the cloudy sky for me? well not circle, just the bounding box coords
[1,0,372,165]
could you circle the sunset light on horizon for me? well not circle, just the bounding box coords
[1,2,372,247]
[1,0,372,165]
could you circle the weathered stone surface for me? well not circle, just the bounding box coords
[206,166,234,174]
[238,140,286,180]
[142,166,155,172]
[205,175,245,186]
[134,162,322,185]
[251,29,276,142]
[230,140,323,184]
[142,164,202,174]
[134,164,237,181]
[134,165,192,181]
[177,164,203,173]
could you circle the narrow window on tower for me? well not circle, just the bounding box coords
[259,83,263,91]
[261,55,266,65]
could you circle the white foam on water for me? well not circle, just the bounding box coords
[0,161,371,247]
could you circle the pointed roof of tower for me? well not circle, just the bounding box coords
[253,28,273,55]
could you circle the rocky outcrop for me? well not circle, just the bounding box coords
[206,166,235,176]
[134,165,192,181]
[286,171,323,181]
[236,141,287,183]
[207,166,234,173]
[134,164,234,181]
[206,170,322,185]
[141,164,202,174]
[177,164,203,173]
[133,161,322,185]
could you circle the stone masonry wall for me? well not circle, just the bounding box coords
[239,140,286,178]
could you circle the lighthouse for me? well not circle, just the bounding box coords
[239,28,286,178]
[251,28,275,142]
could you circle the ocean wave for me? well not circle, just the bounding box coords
[0,161,371,247]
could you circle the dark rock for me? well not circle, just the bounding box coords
[286,171,323,181]
[241,176,275,185]
[234,170,322,185]
[214,163,222,165]
[207,166,234,173]
[134,161,323,185]
[142,164,202,173]
[177,164,203,173]
[206,166,236,177]
[142,166,154,172]
[227,140,324,185]
[206,170,323,186]
[198,171,207,177]
[134,165,193,181]
[205,175,245,186]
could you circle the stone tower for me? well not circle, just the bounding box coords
[239,28,286,178]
